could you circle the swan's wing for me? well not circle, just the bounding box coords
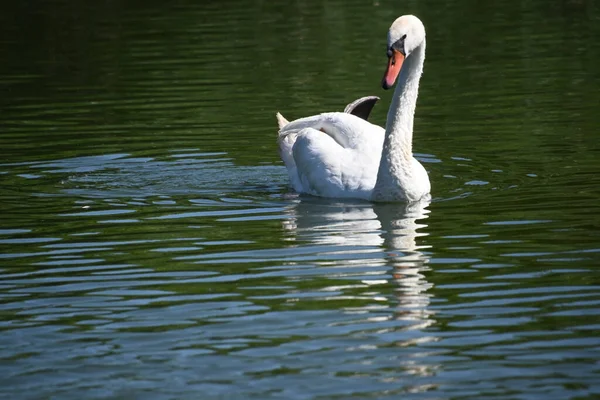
[277,113,384,198]
[343,96,380,121]
[291,127,378,199]
[277,113,358,192]
[278,112,381,150]
[291,128,346,197]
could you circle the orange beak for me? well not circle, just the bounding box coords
[382,49,404,90]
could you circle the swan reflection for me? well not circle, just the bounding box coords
[282,197,434,331]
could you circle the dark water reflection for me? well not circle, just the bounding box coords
[1,0,600,398]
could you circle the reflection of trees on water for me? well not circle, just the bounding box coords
[282,197,434,333]
[5,0,596,107]
[3,0,598,167]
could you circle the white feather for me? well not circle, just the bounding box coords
[277,15,431,203]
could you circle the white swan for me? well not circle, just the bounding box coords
[276,15,431,203]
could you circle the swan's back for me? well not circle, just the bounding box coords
[277,112,384,198]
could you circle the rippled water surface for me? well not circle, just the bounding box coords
[2,0,600,398]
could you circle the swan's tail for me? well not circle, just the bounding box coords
[276,112,296,162]
[276,112,289,130]
[276,112,303,191]
[276,112,293,155]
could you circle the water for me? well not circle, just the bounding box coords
[1,0,600,398]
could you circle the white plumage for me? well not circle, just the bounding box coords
[277,15,431,203]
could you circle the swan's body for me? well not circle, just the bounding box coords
[277,15,430,202]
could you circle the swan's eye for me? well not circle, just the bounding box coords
[401,34,407,41]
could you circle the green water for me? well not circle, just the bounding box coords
[1,0,600,398]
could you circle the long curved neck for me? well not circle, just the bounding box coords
[385,43,425,152]
[373,40,425,200]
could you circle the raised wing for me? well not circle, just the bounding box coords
[343,96,380,121]
[278,112,382,150]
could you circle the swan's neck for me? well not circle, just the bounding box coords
[373,41,425,201]
[385,43,424,152]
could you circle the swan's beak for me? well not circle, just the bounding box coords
[382,49,404,90]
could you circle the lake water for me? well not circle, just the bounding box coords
[1,0,600,398]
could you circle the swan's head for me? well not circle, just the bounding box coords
[382,15,426,89]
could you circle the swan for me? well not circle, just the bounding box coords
[276,14,431,202]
